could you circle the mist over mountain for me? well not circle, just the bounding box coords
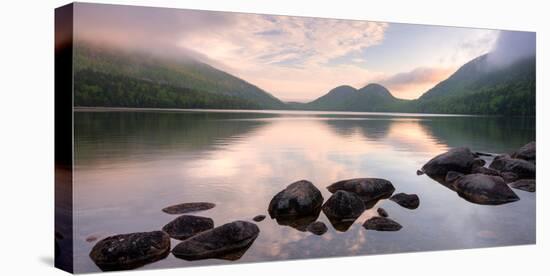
[308,31,535,116]
[74,42,285,109]
[487,31,535,69]
[73,30,535,116]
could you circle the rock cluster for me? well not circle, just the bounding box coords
[90,200,261,271]
[419,142,536,205]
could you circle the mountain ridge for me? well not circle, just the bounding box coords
[73,42,535,116]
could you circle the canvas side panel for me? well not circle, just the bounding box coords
[55,3,74,273]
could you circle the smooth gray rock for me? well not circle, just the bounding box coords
[162,215,214,240]
[162,202,215,214]
[306,221,328,235]
[89,231,170,271]
[421,147,478,176]
[268,180,324,219]
[489,154,536,179]
[363,216,402,231]
[390,193,420,209]
[172,221,259,261]
[511,141,536,163]
[327,178,395,202]
[509,179,536,192]
[454,173,520,205]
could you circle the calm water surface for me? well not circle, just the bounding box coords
[73,109,536,272]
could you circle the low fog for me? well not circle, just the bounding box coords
[487,31,535,68]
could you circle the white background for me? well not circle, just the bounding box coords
[0,0,547,275]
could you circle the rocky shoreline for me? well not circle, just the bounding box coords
[87,141,535,271]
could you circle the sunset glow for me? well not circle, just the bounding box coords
[75,3,499,101]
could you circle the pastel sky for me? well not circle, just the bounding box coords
[75,3,501,102]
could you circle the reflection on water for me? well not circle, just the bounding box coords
[73,110,536,272]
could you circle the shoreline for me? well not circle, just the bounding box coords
[73,106,484,118]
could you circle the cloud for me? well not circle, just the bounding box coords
[487,31,535,68]
[378,67,455,99]
[74,3,511,102]
[74,3,388,102]
[175,14,389,101]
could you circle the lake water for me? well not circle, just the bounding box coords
[73,109,536,272]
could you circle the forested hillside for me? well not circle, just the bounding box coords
[74,43,285,109]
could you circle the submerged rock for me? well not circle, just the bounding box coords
[162,202,215,215]
[172,221,259,261]
[273,214,320,232]
[363,216,402,231]
[327,178,395,202]
[489,155,536,179]
[306,221,328,235]
[509,179,536,192]
[511,141,536,163]
[89,231,170,271]
[268,180,324,220]
[377,207,388,218]
[453,173,520,205]
[85,234,102,243]
[421,147,478,176]
[390,193,420,209]
[322,190,366,220]
[253,215,266,222]
[162,215,214,240]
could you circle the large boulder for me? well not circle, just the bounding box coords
[363,216,402,231]
[268,180,324,220]
[162,202,215,214]
[322,190,366,220]
[511,141,536,163]
[453,173,520,205]
[390,193,420,209]
[162,215,214,240]
[89,231,170,271]
[509,179,536,192]
[421,147,479,176]
[326,178,395,202]
[172,221,259,261]
[489,154,536,179]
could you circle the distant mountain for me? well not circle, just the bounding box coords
[305,83,407,112]
[413,54,535,115]
[74,42,285,109]
[304,54,535,116]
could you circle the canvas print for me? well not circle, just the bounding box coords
[55,2,536,273]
